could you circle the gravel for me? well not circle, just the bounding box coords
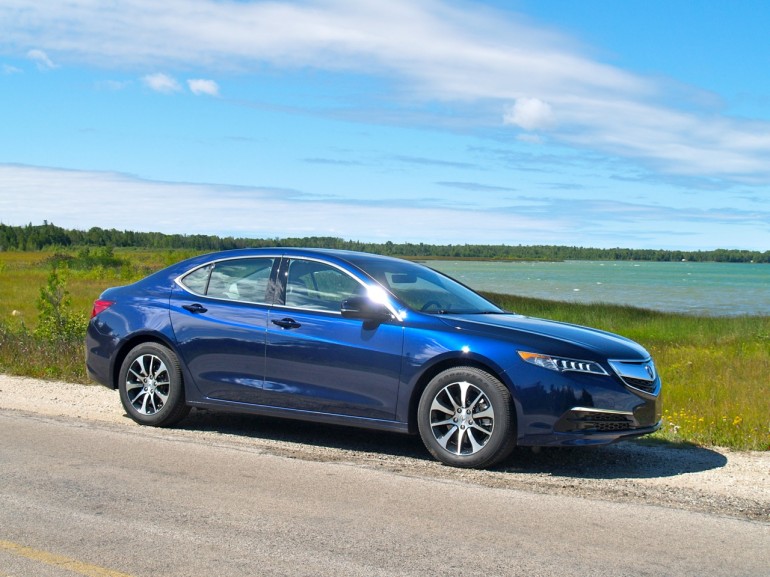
[2,374,768,522]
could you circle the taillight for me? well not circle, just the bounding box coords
[90,299,115,318]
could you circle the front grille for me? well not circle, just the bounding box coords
[594,421,632,432]
[608,359,660,397]
[582,412,632,431]
[622,376,658,394]
[555,408,634,433]
[590,412,628,422]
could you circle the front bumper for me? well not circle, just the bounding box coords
[517,419,662,447]
[516,374,663,447]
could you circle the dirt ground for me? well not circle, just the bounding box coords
[1,374,768,522]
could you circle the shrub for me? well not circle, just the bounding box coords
[34,266,88,343]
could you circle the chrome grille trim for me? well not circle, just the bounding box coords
[608,359,660,397]
[570,407,634,416]
[555,407,635,433]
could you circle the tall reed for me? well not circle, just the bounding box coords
[0,250,767,450]
[488,293,770,450]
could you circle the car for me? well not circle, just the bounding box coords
[86,248,661,468]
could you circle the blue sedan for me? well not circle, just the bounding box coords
[86,248,661,468]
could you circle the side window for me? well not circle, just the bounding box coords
[285,260,361,312]
[181,258,275,304]
[180,265,212,295]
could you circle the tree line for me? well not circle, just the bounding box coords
[1,221,768,263]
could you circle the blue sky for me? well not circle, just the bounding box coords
[1,0,769,250]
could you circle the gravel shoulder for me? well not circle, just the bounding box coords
[2,374,768,522]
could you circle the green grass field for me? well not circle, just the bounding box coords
[1,248,768,451]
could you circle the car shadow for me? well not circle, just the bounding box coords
[495,441,729,480]
[175,409,728,480]
[176,408,429,459]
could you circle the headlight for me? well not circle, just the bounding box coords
[518,351,608,376]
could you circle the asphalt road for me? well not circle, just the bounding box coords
[1,410,768,577]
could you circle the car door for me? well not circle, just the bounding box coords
[170,256,277,403]
[264,257,404,421]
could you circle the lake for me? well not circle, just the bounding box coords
[426,260,770,316]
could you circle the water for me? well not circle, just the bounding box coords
[426,260,770,316]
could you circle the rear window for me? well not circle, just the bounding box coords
[180,258,275,304]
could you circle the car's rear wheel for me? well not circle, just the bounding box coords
[118,342,190,427]
[417,367,516,468]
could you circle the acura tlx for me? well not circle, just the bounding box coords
[86,248,661,468]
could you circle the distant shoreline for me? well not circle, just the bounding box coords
[409,255,768,265]
[428,259,770,317]
[407,256,560,263]
[2,222,769,264]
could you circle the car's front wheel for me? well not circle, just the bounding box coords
[417,367,516,468]
[118,342,190,427]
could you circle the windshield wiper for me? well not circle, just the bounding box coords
[429,309,505,315]
[448,310,506,315]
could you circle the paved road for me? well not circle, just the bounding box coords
[1,411,768,577]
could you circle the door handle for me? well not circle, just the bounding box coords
[272,318,301,329]
[182,303,208,314]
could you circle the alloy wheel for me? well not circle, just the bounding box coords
[125,353,170,415]
[427,380,495,456]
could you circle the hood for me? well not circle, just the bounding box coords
[437,313,650,361]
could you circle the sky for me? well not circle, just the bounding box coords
[1,0,769,251]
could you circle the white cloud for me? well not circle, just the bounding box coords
[0,164,559,245]
[187,78,219,96]
[504,98,555,131]
[2,63,21,74]
[142,72,182,93]
[2,164,769,250]
[1,1,770,183]
[26,49,57,70]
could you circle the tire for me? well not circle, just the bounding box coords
[417,367,516,468]
[118,342,190,427]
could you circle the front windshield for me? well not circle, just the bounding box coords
[349,256,504,314]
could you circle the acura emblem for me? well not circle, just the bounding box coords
[645,364,655,379]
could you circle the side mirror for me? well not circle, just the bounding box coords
[340,296,393,322]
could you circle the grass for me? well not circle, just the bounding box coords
[1,248,768,451]
[489,294,770,451]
